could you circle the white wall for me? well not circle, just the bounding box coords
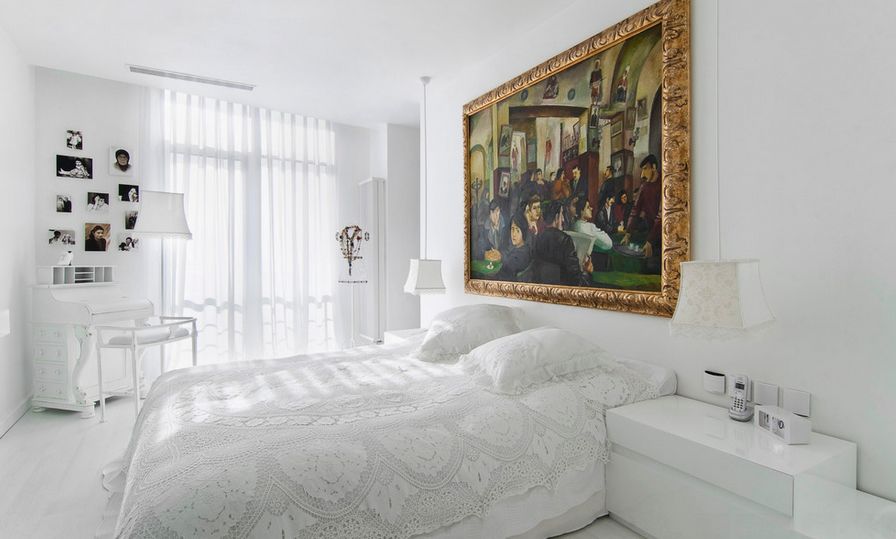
[385,125,421,330]
[334,124,371,229]
[421,0,896,500]
[34,68,151,290]
[0,27,35,436]
[370,124,421,332]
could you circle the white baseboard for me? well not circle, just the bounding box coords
[0,395,32,439]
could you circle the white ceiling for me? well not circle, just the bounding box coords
[0,0,577,127]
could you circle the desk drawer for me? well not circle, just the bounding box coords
[33,325,66,344]
[33,344,67,363]
[34,361,68,383]
[34,381,68,401]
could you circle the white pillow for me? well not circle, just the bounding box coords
[460,327,618,394]
[411,304,523,362]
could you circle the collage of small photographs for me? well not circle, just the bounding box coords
[49,130,141,254]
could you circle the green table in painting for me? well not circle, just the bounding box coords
[471,259,501,279]
[608,244,648,274]
[590,271,661,291]
[590,242,660,291]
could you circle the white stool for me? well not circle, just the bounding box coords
[95,317,197,421]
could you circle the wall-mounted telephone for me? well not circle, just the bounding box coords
[728,374,754,422]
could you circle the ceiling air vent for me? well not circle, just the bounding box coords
[128,65,255,91]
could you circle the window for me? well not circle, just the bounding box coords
[156,91,338,364]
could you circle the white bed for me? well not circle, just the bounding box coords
[105,335,675,538]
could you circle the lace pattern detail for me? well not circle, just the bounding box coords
[115,345,657,538]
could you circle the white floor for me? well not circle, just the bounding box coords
[0,399,134,539]
[0,399,643,539]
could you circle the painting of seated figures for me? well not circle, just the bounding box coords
[464,0,690,317]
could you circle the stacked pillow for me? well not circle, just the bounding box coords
[411,304,618,394]
[460,326,618,394]
[411,304,523,362]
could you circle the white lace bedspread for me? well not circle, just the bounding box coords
[113,343,657,538]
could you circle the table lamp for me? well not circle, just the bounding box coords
[670,259,774,340]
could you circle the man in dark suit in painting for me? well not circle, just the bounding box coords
[622,154,662,258]
[569,165,587,201]
[614,190,633,226]
[475,199,508,260]
[595,194,618,235]
[597,165,616,208]
[533,201,592,286]
[520,168,549,203]
[522,195,544,237]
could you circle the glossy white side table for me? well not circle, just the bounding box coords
[606,395,859,539]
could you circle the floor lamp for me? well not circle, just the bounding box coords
[133,189,193,312]
[133,190,193,369]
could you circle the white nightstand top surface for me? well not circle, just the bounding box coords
[608,395,856,477]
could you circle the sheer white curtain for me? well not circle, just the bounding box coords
[144,89,341,365]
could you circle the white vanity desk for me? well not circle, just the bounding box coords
[606,395,896,539]
[32,267,153,417]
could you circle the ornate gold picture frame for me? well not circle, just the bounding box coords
[463,0,690,317]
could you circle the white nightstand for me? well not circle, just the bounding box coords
[383,328,426,345]
[606,395,857,539]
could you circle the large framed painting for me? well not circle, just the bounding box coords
[463,0,690,317]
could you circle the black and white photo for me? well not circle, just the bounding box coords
[65,130,83,150]
[56,155,93,179]
[118,184,139,203]
[125,210,138,230]
[117,233,140,252]
[84,223,110,252]
[109,146,134,175]
[87,192,110,212]
[56,194,72,213]
[47,229,76,247]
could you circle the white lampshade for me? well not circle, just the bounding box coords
[133,190,192,239]
[670,259,774,340]
[404,259,446,295]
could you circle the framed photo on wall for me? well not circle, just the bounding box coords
[118,184,140,203]
[109,146,134,176]
[56,194,72,213]
[85,223,111,252]
[87,192,110,212]
[125,211,138,230]
[117,233,140,252]
[56,155,93,179]
[463,0,690,317]
[65,130,83,150]
[48,229,76,248]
